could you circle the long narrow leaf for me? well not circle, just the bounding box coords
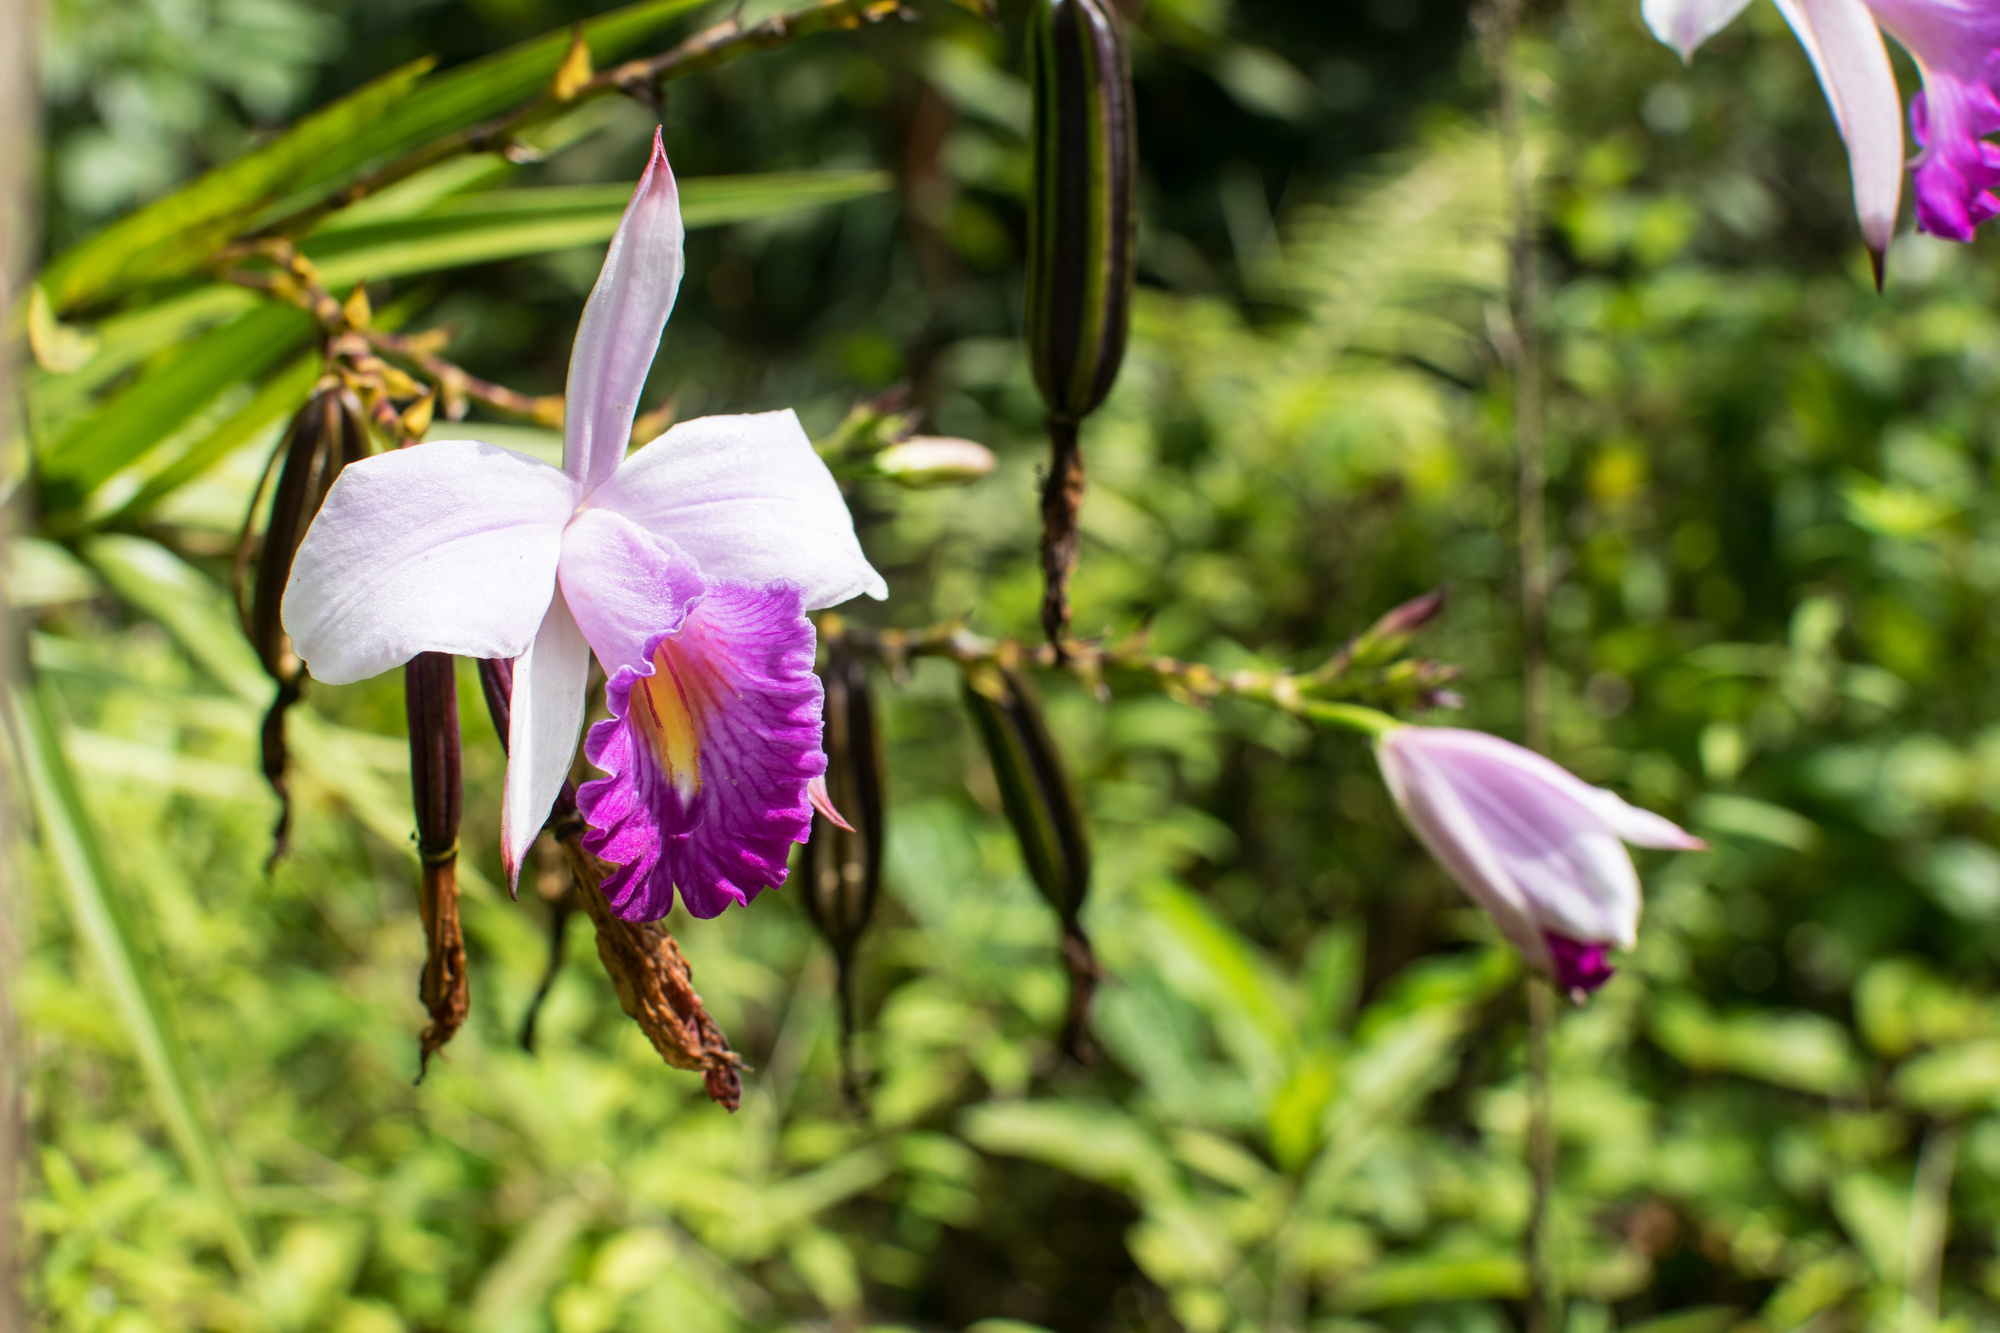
[40,61,434,314]
[107,352,323,525]
[304,172,891,287]
[7,680,264,1289]
[39,303,315,514]
[288,0,709,203]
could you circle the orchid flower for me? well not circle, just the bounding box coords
[1375,727,1705,998]
[1644,0,2000,270]
[282,130,886,922]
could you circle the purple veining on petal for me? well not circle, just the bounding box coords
[1865,0,2000,241]
[1909,69,2000,240]
[1544,931,1616,998]
[575,577,825,921]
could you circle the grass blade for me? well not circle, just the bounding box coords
[38,302,315,515]
[303,171,892,287]
[7,679,266,1291]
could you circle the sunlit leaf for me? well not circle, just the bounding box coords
[40,303,315,514]
[7,679,265,1290]
[303,172,892,288]
[40,61,434,313]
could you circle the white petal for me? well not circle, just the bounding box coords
[1642,0,1755,60]
[1575,785,1708,850]
[590,409,888,609]
[1376,730,1552,973]
[281,440,576,686]
[1773,0,1906,264]
[557,506,707,678]
[564,128,684,498]
[501,593,590,890]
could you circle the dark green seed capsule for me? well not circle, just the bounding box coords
[237,384,374,866]
[1024,0,1137,650]
[962,663,1101,1058]
[1025,0,1138,423]
[802,644,886,1096]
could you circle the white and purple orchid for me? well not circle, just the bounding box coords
[1644,0,2000,266]
[282,130,886,922]
[1375,727,1704,998]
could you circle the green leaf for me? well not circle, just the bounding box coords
[82,535,268,702]
[40,61,434,313]
[301,172,892,288]
[958,1100,1181,1209]
[1326,1251,1526,1310]
[1651,994,1864,1096]
[108,352,322,524]
[39,302,316,513]
[288,0,708,210]
[7,678,265,1290]
[27,285,260,444]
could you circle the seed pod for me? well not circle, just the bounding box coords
[480,656,741,1104]
[236,382,373,865]
[961,663,1101,1060]
[1024,0,1137,650]
[801,643,885,1096]
[406,651,467,1077]
[1025,0,1137,422]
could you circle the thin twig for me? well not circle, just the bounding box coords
[1477,1,1555,1328]
[820,615,1456,730]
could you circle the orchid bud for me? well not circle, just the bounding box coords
[962,663,1100,1058]
[238,383,373,864]
[872,436,997,488]
[802,644,885,1093]
[406,651,467,1075]
[1374,726,1705,1001]
[1025,0,1136,649]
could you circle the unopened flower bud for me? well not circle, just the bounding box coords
[873,436,997,487]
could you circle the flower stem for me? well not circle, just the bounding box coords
[1525,974,1559,1333]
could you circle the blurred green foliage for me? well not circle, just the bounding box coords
[20,0,2000,1329]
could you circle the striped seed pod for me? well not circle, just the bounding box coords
[406,651,467,1077]
[961,662,1101,1060]
[235,381,374,865]
[1024,0,1137,650]
[801,643,886,1096]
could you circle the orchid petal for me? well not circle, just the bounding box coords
[564,127,684,497]
[1642,0,1755,60]
[1773,0,1907,267]
[1863,0,2000,242]
[557,507,707,678]
[576,572,825,921]
[281,440,575,685]
[590,410,888,609]
[1377,730,1552,972]
[500,593,590,890]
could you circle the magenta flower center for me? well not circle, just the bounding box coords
[1544,932,1616,998]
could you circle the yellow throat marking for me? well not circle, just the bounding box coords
[631,643,703,802]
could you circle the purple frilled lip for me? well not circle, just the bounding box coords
[1375,726,1704,999]
[577,565,828,921]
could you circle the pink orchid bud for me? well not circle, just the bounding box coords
[1375,727,1705,1000]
